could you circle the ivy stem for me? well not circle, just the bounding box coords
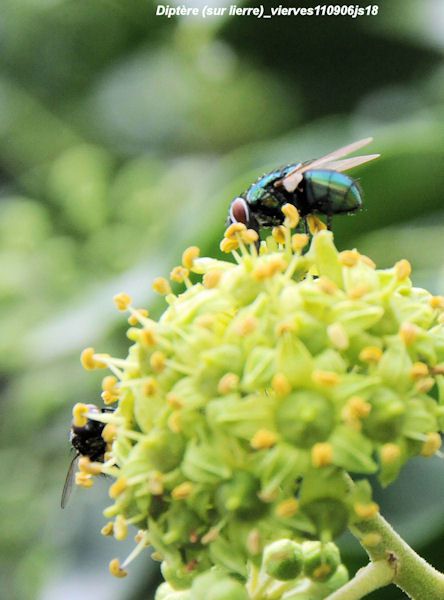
[338,510,444,600]
[326,560,394,600]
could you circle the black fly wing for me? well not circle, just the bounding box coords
[61,454,79,509]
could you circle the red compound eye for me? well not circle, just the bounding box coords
[230,197,249,225]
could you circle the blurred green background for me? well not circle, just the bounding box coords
[0,1,443,599]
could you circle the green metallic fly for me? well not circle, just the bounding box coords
[228,137,379,233]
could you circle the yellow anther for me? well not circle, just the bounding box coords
[250,429,277,450]
[135,530,149,544]
[318,277,338,295]
[343,396,372,421]
[430,295,444,310]
[272,373,292,397]
[201,527,220,545]
[72,403,89,428]
[359,346,383,363]
[220,237,239,253]
[182,246,200,269]
[327,323,349,350]
[225,222,246,238]
[114,515,128,541]
[339,249,360,267]
[312,370,340,387]
[101,522,114,536]
[102,375,118,392]
[415,377,435,393]
[128,308,149,326]
[242,229,259,245]
[109,558,127,578]
[307,215,327,234]
[246,529,261,556]
[80,347,99,371]
[400,322,419,346]
[203,270,222,289]
[168,411,182,433]
[152,277,171,295]
[348,283,370,299]
[432,364,444,375]
[92,353,111,369]
[360,255,376,269]
[313,564,332,581]
[362,533,382,547]
[217,373,239,395]
[75,471,94,488]
[252,262,272,280]
[380,443,401,465]
[235,315,257,336]
[272,226,287,245]
[311,442,333,468]
[170,266,189,283]
[102,423,117,443]
[139,327,158,347]
[166,392,184,409]
[282,203,300,229]
[291,233,309,252]
[79,456,103,475]
[150,351,166,373]
[354,502,379,520]
[420,432,442,457]
[148,472,164,495]
[395,259,412,281]
[101,390,118,405]
[275,498,299,518]
[195,314,215,329]
[151,552,163,562]
[269,256,288,275]
[143,377,159,396]
[172,481,194,500]
[109,477,128,499]
[275,320,297,336]
[113,292,132,311]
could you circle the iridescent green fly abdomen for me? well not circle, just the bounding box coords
[303,169,362,215]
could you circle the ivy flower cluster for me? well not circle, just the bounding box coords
[74,208,444,600]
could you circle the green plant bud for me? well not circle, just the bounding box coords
[330,301,384,335]
[216,472,265,520]
[141,430,185,472]
[311,230,343,287]
[191,570,249,600]
[263,539,304,581]
[241,346,276,392]
[255,443,310,500]
[314,349,347,373]
[331,374,380,402]
[329,426,377,474]
[161,559,196,590]
[377,344,412,393]
[208,535,248,578]
[197,345,243,395]
[294,312,328,355]
[402,399,437,440]
[206,393,274,440]
[277,391,334,448]
[276,334,314,387]
[182,440,232,484]
[363,388,406,442]
[302,541,341,582]
[163,506,202,545]
[299,470,350,538]
[325,564,349,592]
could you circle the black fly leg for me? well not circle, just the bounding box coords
[303,217,308,234]
[327,214,333,230]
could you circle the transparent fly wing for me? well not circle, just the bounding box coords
[315,154,380,173]
[61,454,79,509]
[281,137,375,192]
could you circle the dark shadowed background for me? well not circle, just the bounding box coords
[0,1,443,599]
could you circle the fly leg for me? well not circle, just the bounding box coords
[303,217,308,234]
[327,214,333,231]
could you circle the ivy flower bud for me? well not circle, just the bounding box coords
[263,539,304,580]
